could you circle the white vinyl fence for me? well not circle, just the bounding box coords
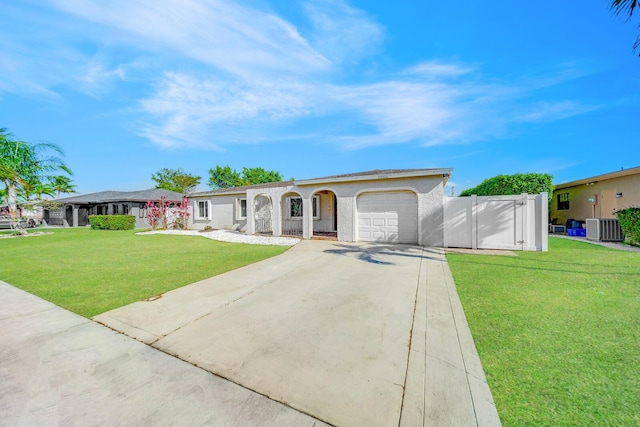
[444,193,548,251]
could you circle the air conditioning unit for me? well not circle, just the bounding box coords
[586,218,624,242]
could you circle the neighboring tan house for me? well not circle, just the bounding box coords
[45,189,184,228]
[550,166,640,226]
[188,169,452,246]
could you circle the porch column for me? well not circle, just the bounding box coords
[246,195,255,235]
[302,197,312,239]
[273,198,282,237]
[62,205,70,228]
[72,205,79,227]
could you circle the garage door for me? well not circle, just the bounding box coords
[357,191,418,244]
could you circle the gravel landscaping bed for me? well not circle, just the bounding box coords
[138,230,300,246]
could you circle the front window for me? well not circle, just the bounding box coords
[196,200,209,219]
[557,193,569,210]
[238,198,247,219]
[288,196,320,219]
[290,197,303,218]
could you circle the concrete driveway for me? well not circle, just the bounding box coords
[95,240,500,427]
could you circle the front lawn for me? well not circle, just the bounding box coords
[448,237,639,426]
[0,228,289,317]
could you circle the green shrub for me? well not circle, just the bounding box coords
[616,207,640,246]
[460,172,554,203]
[89,215,136,230]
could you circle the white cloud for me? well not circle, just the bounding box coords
[516,101,599,122]
[303,0,384,64]
[77,60,142,97]
[48,0,330,77]
[403,62,474,79]
[1,1,601,151]
[138,72,320,148]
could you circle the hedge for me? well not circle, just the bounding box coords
[615,207,640,246]
[89,215,136,230]
[460,172,554,203]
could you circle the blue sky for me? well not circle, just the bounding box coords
[1,0,639,195]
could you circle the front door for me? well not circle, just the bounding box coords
[599,190,617,218]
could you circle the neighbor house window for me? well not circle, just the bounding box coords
[139,204,146,218]
[112,204,119,214]
[123,204,129,215]
[195,200,210,220]
[288,196,320,219]
[557,193,569,210]
[238,198,247,219]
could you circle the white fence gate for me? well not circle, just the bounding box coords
[444,193,548,251]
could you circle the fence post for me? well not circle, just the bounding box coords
[540,192,548,252]
[471,195,477,250]
[520,193,528,250]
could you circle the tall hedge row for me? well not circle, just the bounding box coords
[460,173,554,201]
[89,215,136,230]
[616,207,640,246]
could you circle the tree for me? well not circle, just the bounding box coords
[610,0,640,55]
[26,181,56,200]
[207,165,283,189]
[151,168,201,194]
[0,128,71,232]
[51,175,76,198]
[459,172,554,203]
[207,165,242,189]
[240,167,283,186]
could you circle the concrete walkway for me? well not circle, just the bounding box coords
[551,234,640,252]
[1,240,500,426]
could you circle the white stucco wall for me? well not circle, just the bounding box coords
[189,194,247,231]
[189,174,447,246]
[297,175,445,246]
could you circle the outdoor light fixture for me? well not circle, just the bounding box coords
[616,192,623,198]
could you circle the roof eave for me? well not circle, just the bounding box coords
[555,166,640,190]
[295,168,453,186]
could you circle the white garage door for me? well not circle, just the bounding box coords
[357,191,418,244]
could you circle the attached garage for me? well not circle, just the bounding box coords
[357,191,418,244]
[191,169,452,247]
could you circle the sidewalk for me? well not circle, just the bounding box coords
[0,281,327,427]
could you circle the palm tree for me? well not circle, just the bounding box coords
[27,181,57,200]
[611,0,640,54]
[51,175,76,199]
[611,0,638,16]
[0,128,71,232]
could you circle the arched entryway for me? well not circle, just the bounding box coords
[254,194,273,235]
[281,191,303,236]
[312,189,338,240]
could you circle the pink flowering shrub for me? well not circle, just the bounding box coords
[173,197,190,230]
[146,196,190,230]
[146,196,171,230]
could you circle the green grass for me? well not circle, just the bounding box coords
[447,237,640,426]
[0,228,288,317]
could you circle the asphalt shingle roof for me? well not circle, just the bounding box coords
[191,168,452,197]
[55,189,184,204]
